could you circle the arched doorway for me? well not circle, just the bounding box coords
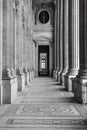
[38,45,49,76]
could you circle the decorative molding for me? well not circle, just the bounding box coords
[34,28,53,32]
[33,40,37,47]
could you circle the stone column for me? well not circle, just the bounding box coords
[2,0,17,104]
[73,0,87,104]
[27,0,34,82]
[60,0,69,85]
[22,0,29,85]
[65,0,79,91]
[0,0,3,105]
[15,0,25,91]
[56,0,60,79]
[57,0,63,83]
[53,0,57,79]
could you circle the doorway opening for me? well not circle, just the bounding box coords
[38,45,49,76]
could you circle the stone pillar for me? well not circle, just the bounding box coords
[65,0,79,91]
[2,0,18,104]
[56,0,60,79]
[53,0,57,79]
[22,0,29,85]
[73,0,87,104]
[27,0,34,82]
[60,0,69,85]
[15,0,25,91]
[0,0,3,105]
[57,0,63,83]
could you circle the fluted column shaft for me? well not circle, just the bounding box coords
[2,0,12,79]
[57,0,63,82]
[15,0,23,73]
[73,0,87,103]
[56,0,60,72]
[10,1,16,76]
[65,0,79,91]
[54,0,60,80]
[2,0,18,104]
[15,0,26,91]
[54,4,57,71]
[19,1,23,71]
[0,0,3,105]
[15,1,20,71]
[22,1,28,72]
[53,2,57,79]
[60,0,69,85]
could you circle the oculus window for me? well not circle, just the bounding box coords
[39,10,49,24]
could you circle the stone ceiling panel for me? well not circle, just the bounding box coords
[33,0,53,4]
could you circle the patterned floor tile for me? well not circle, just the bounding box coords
[0,77,87,130]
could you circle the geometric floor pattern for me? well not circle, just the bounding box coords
[0,77,87,130]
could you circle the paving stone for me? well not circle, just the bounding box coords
[0,78,87,130]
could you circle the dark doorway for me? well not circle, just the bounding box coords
[38,45,49,76]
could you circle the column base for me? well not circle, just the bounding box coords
[2,77,18,104]
[25,72,29,85]
[23,68,29,86]
[57,70,62,83]
[53,70,58,81]
[29,69,34,81]
[16,69,25,91]
[53,70,56,79]
[65,69,78,91]
[60,68,68,85]
[73,78,87,104]
[17,74,25,91]
[65,75,75,91]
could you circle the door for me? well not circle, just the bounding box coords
[38,46,49,76]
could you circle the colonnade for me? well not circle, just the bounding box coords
[54,0,87,104]
[0,0,35,105]
[0,0,87,105]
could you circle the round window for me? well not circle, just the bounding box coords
[39,10,49,24]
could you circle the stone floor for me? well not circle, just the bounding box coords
[0,77,87,130]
